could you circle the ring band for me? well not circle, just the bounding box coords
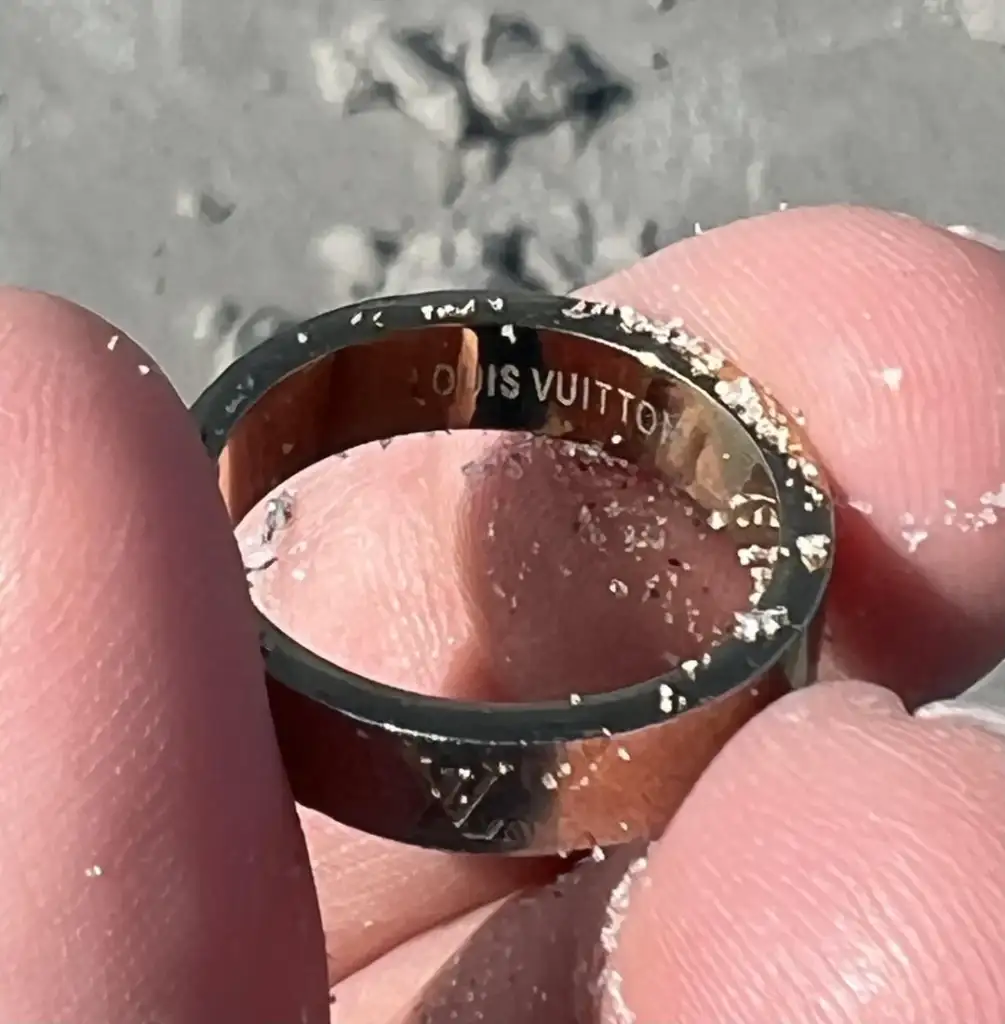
[194,291,835,856]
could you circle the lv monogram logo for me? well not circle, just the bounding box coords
[419,762,507,841]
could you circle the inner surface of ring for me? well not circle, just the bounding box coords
[218,323,779,548]
[203,315,824,849]
[219,322,788,703]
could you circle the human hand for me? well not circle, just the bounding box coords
[1,205,1004,1024]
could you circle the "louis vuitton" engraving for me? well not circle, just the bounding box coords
[430,362,676,445]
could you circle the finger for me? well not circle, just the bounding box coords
[0,291,329,1022]
[246,430,748,702]
[328,683,1005,1023]
[611,681,1005,1024]
[331,899,503,1024]
[236,206,1005,979]
[331,850,642,1024]
[296,805,556,982]
[579,205,1005,702]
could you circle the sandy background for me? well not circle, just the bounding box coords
[0,0,1003,403]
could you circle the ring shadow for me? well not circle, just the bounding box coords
[456,435,1004,723]
[399,844,644,1024]
[456,433,759,704]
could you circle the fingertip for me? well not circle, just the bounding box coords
[584,206,1005,701]
[0,293,329,1021]
[611,679,1005,1023]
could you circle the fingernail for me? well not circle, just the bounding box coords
[914,696,1005,739]
[913,651,1005,733]
[945,224,1005,251]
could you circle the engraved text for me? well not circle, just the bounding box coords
[431,362,675,444]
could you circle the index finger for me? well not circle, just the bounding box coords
[0,290,330,1022]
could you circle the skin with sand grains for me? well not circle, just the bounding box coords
[0,207,1003,1024]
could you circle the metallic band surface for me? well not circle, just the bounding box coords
[193,291,835,856]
